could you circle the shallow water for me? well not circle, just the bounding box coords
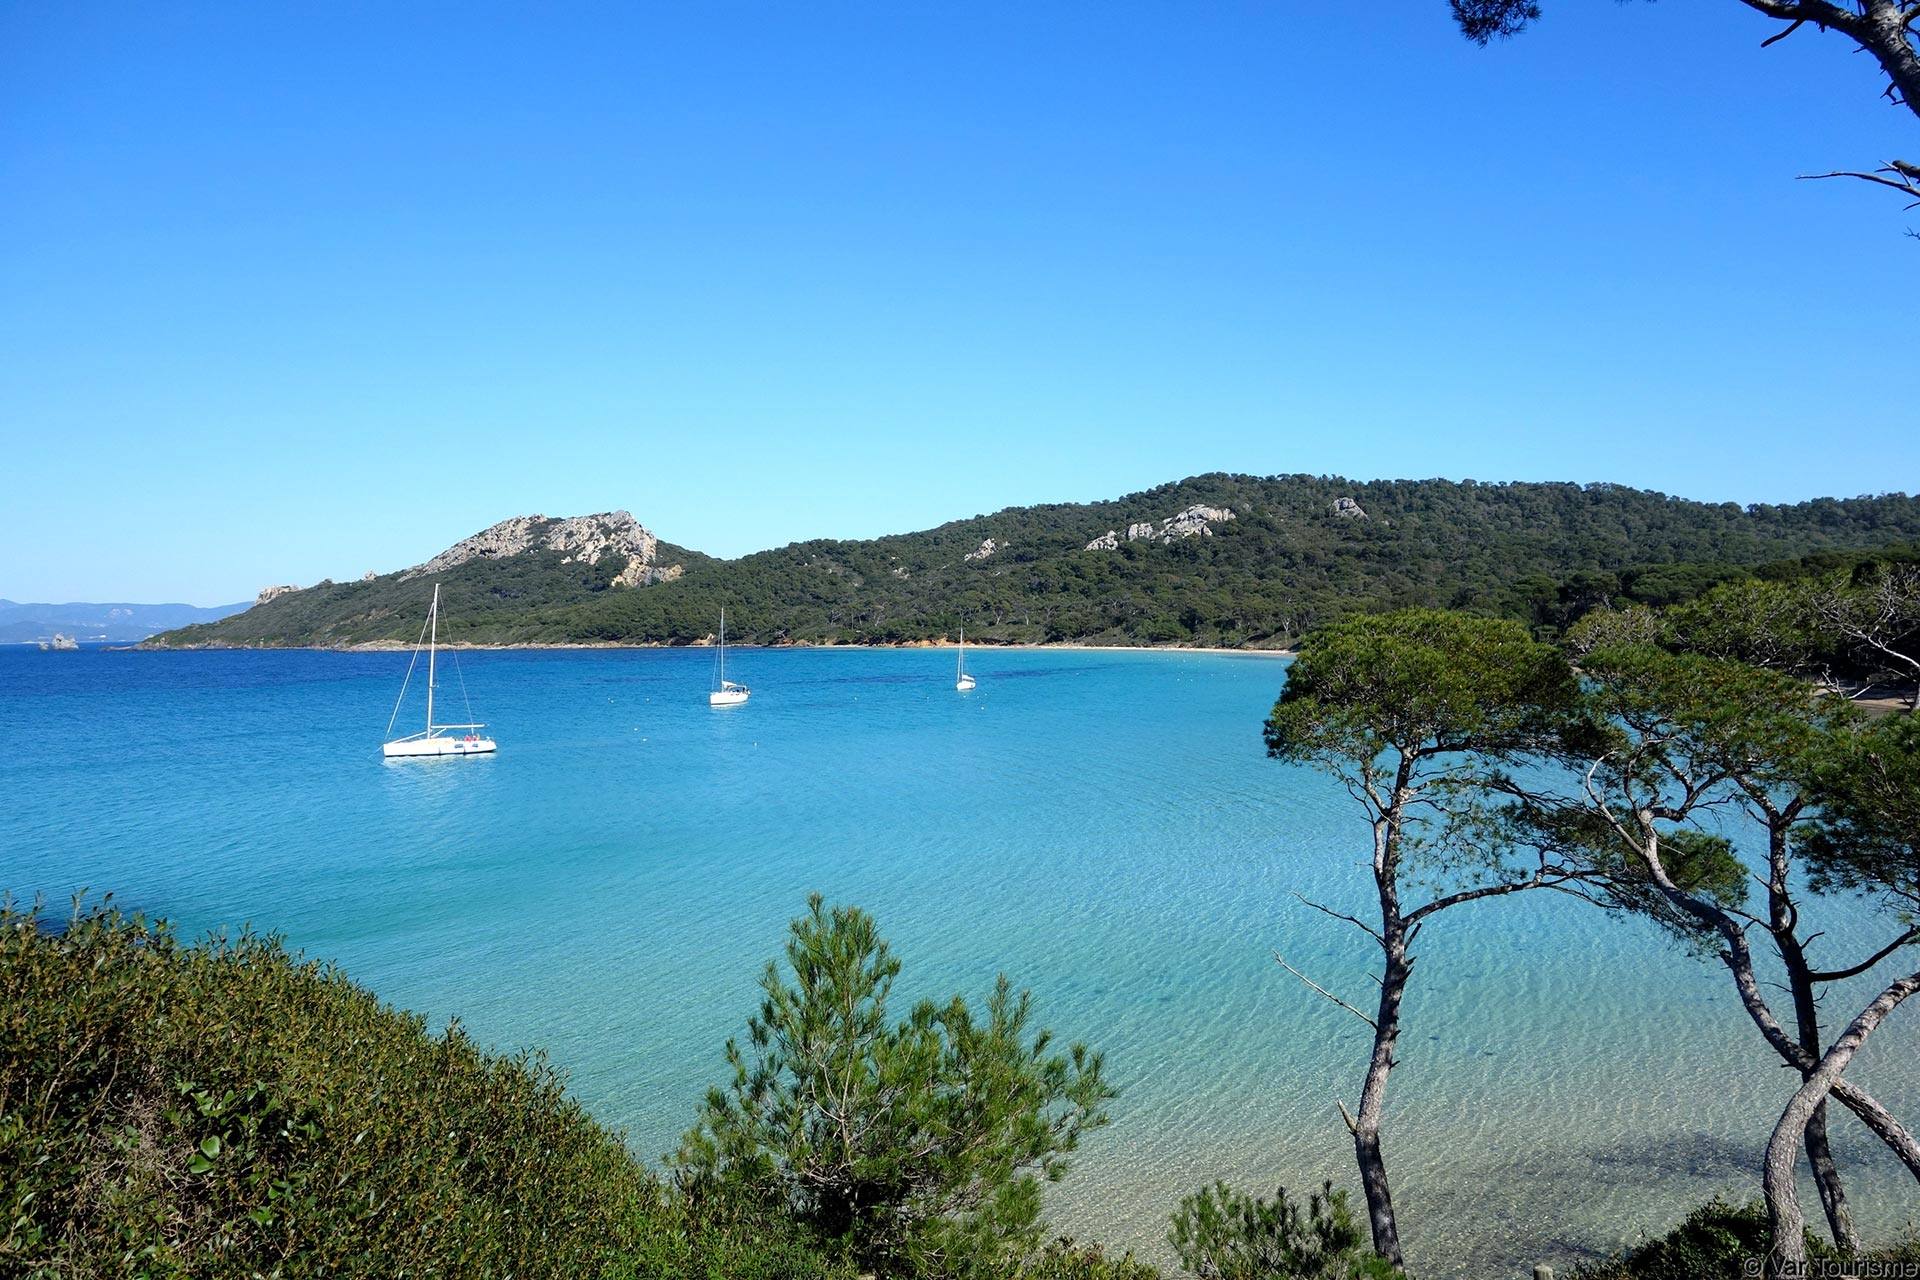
[3,645,1915,1275]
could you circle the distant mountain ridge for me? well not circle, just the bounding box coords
[145,474,1920,650]
[0,599,249,644]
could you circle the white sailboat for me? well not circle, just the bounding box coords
[709,607,750,707]
[382,584,496,758]
[955,627,977,691]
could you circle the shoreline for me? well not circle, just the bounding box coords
[131,639,1295,658]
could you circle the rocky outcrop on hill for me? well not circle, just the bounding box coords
[1085,505,1236,550]
[1159,505,1234,539]
[1330,497,1369,520]
[256,585,300,605]
[965,538,999,562]
[409,511,674,586]
[624,561,684,587]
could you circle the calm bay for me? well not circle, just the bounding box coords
[4,644,1914,1276]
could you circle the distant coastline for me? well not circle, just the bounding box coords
[133,638,1295,657]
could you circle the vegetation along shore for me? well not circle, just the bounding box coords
[144,473,1920,654]
[137,638,1297,655]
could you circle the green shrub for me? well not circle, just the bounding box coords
[1573,1200,1919,1280]
[609,1212,857,1280]
[1168,1181,1401,1280]
[0,900,669,1279]
[672,895,1113,1277]
[1569,1199,1823,1280]
[1019,1238,1162,1280]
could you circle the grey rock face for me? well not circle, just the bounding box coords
[620,561,683,588]
[409,511,670,586]
[965,537,998,562]
[256,584,300,605]
[1085,505,1236,550]
[1330,497,1369,520]
[1155,505,1234,540]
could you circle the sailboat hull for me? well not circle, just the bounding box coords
[383,736,497,758]
[708,690,749,707]
[955,676,976,691]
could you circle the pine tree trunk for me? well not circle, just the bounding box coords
[1786,954,1857,1253]
[1350,782,1412,1271]
[1803,1102,1855,1254]
[1641,814,1920,1204]
[1766,969,1920,1275]
[1768,811,1860,1255]
[1721,918,1920,1183]
[1354,936,1410,1269]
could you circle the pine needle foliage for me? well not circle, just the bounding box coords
[1169,1181,1402,1280]
[672,896,1113,1277]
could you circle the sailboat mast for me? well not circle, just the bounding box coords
[958,627,964,678]
[719,608,726,685]
[426,584,438,734]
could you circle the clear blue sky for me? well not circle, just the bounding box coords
[2,2,1913,604]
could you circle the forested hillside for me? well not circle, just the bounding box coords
[148,475,1920,649]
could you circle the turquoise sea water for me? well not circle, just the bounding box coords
[3,644,1916,1276]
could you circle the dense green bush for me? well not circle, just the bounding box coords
[0,900,837,1280]
[672,896,1113,1278]
[1569,1200,1827,1280]
[1023,1239,1163,1280]
[1568,1199,1918,1280]
[609,1216,857,1280]
[1168,1181,1401,1280]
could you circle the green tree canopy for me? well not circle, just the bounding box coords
[1266,608,1579,769]
[1807,713,1920,913]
